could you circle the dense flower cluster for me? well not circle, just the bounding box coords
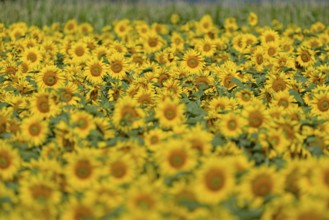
[0,12,329,219]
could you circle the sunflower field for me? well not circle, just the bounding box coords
[1,1,329,219]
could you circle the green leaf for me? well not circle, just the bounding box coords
[289,89,304,105]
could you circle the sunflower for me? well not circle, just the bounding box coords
[70,111,96,139]
[242,100,268,132]
[0,141,20,181]
[69,42,89,63]
[61,197,102,220]
[260,29,280,45]
[114,19,131,38]
[310,91,329,119]
[55,82,80,106]
[218,112,247,138]
[21,116,49,147]
[216,60,240,90]
[105,153,136,185]
[296,47,316,68]
[126,179,162,216]
[155,98,185,129]
[260,128,289,158]
[240,166,283,207]
[183,124,213,156]
[35,65,65,89]
[265,71,291,93]
[156,138,197,176]
[195,157,235,204]
[143,32,164,53]
[207,96,236,115]
[235,88,255,105]
[84,58,107,84]
[182,49,205,74]
[144,128,167,152]
[287,197,329,220]
[63,19,78,34]
[312,159,329,196]
[21,47,42,67]
[198,14,214,34]
[112,96,145,132]
[248,12,258,26]
[271,90,296,109]
[20,174,61,207]
[107,52,129,80]
[251,47,267,71]
[65,148,102,191]
[196,38,215,57]
[29,92,59,118]
[171,32,185,51]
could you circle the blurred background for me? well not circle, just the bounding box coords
[0,0,328,30]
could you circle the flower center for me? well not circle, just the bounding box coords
[111,61,123,73]
[28,123,41,136]
[43,73,57,86]
[251,174,273,197]
[301,51,310,62]
[227,119,237,130]
[317,98,329,112]
[90,64,102,77]
[75,46,85,57]
[75,160,92,179]
[111,161,127,178]
[0,152,10,169]
[164,107,177,120]
[205,168,225,191]
[187,56,199,68]
[27,52,37,62]
[168,150,187,169]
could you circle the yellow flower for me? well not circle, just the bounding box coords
[155,98,185,129]
[69,42,89,63]
[21,116,49,147]
[112,96,145,132]
[219,112,247,138]
[107,52,129,80]
[84,58,107,84]
[239,166,283,207]
[0,141,20,181]
[156,138,197,176]
[35,65,65,89]
[29,92,59,118]
[248,12,258,26]
[296,46,315,68]
[182,49,205,74]
[310,91,329,119]
[64,148,102,191]
[195,157,235,204]
[19,174,61,207]
[70,111,96,139]
[105,152,136,185]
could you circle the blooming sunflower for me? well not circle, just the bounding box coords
[70,111,96,139]
[195,157,235,204]
[64,148,102,191]
[296,47,316,68]
[21,116,49,147]
[105,153,136,185]
[35,65,65,89]
[107,52,129,80]
[248,12,258,26]
[29,92,59,118]
[19,174,61,207]
[242,100,269,133]
[21,47,42,68]
[84,58,108,84]
[143,32,164,53]
[155,98,185,129]
[182,49,205,75]
[69,42,89,63]
[112,96,145,133]
[156,138,197,176]
[310,91,329,119]
[239,166,283,207]
[218,112,247,138]
[0,141,20,181]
